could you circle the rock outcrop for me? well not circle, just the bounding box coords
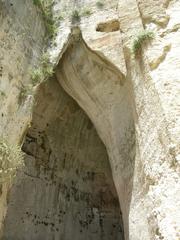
[3,77,124,240]
[0,0,179,240]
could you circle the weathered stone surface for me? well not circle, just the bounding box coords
[55,31,135,240]
[0,0,46,143]
[0,0,46,235]
[2,77,124,240]
[0,0,179,240]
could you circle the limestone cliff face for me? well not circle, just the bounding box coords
[0,0,46,236]
[3,77,124,240]
[0,0,180,240]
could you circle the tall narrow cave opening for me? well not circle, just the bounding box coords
[2,75,124,240]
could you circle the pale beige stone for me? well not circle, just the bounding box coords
[0,0,179,239]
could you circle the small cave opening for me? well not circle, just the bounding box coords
[96,19,120,32]
[2,75,124,240]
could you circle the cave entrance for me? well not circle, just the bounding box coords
[3,75,124,239]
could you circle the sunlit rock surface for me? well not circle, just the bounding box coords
[0,0,179,239]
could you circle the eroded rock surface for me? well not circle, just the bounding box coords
[0,0,180,240]
[2,77,124,240]
[56,31,135,239]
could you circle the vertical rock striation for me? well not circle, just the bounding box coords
[0,0,179,240]
[2,77,124,240]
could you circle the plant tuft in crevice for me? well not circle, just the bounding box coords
[96,1,104,9]
[33,0,57,40]
[71,10,81,23]
[131,30,155,57]
[30,52,54,86]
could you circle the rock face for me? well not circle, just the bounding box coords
[0,0,45,143]
[0,0,180,240]
[3,77,124,240]
[56,31,135,239]
[0,0,46,236]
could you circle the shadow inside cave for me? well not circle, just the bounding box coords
[2,75,125,240]
[2,29,137,240]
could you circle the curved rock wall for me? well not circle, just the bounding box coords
[56,33,135,239]
[0,0,179,240]
[118,1,180,239]
[2,77,124,240]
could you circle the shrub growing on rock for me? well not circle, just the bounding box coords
[131,30,154,56]
[31,53,54,85]
[33,0,57,40]
[96,1,104,8]
[71,10,81,23]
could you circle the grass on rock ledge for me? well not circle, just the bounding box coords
[30,52,54,86]
[131,30,155,57]
[33,0,57,40]
[71,10,81,23]
[96,1,104,9]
